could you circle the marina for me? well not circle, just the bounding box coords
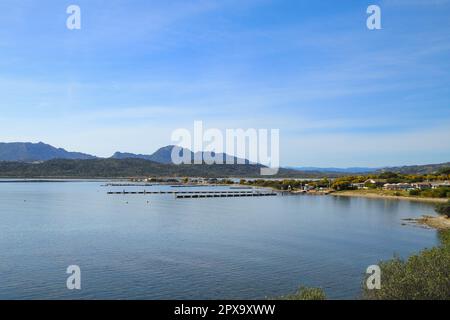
[107,189,277,198]
[175,192,277,198]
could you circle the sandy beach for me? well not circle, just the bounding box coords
[331,191,448,204]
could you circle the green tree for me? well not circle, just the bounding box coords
[331,180,352,191]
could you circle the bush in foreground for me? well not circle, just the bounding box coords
[279,287,326,300]
[363,230,450,300]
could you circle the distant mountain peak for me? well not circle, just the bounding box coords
[0,142,96,162]
[109,145,251,165]
[111,151,153,160]
[110,145,191,164]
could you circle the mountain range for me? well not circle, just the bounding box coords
[0,142,251,165]
[378,162,450,175]
[0,142,448,175]
[111,146,250,165]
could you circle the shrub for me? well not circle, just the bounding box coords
[422,187,450,199]
[365,182,377,189]
[332,180,352,191]
[435,201,450,218]
[363,251,450,300]
[438,230,450,248]
[280,287,326,300]
[363,230,450,300]
[409,189,420,196]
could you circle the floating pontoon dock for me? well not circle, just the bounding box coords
[175,192,277,199]
[107,190,277,198]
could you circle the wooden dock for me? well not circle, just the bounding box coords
[107,190,255,195]
[102,183,156,187]
[175,192,277,199]
[107,190,277,198]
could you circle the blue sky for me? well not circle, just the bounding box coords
[0,0,449,167]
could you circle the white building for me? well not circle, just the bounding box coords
[383,183,412,191]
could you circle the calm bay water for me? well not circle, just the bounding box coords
[0,181,439,299]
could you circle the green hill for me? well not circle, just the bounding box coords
[378,162,450,175]
[0,158,321,179]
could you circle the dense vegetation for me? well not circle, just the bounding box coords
[362,230,450,300]
[0,159,318,179]
[1,158,449,181]
[278,287,327,300]
[411,187,450,199]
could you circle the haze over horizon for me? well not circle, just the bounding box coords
[1,0,450,167]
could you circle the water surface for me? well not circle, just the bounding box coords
[0,181,438,299]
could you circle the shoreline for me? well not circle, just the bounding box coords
[1,178,448,205]
[404,215,450,230]
[331,191,448,204]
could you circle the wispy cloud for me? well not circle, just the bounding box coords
[0,1,449,165]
